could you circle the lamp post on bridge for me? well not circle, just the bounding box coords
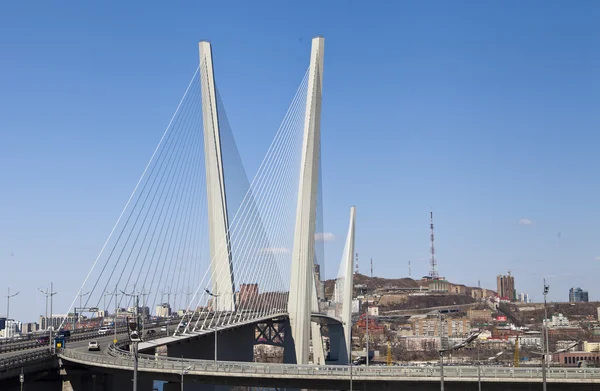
[438,317,481,391]
[6,287,19,322]
[121,290,141,391]
[76,291,90,330]
[38,283,57,350]
[205,288,221,362]
[180,356,191,391]
[542,279,550,391]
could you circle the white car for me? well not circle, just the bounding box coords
[98,326,111,335]
[160,326,167,332]
[88,341,100,351]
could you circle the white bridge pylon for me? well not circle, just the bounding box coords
[287,36,325,365]
[199,41,236,312]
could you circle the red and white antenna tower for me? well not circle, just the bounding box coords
[429,211,439,278]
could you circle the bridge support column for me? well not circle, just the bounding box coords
[61,370,153,391]
[325,322,348,365]
[287,35,325,365]
[199,40,235,312]
[167,324,255,362]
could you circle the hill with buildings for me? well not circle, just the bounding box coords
[323,273,494,312]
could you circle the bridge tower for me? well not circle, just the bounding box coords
[287,36,325,364]
[341,206,356,360]
[199,41,235,312]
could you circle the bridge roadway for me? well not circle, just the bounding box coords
[57,311,600,391]
[60,343,600,391]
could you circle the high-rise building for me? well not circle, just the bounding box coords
[155,303,171,318]
[569,287,589,303]
[497,272,516,301]
[518,292,529,303]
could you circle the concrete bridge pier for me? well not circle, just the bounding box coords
[325,322,348,365]
[61,369,154,391]
[163,381,232,391]
[166,324,255,362]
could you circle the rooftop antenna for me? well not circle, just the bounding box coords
[408,260,412,278]
[355,253,359,275]
[429,211,439,279]
[370,258,373,279]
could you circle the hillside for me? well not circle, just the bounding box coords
[507,301,600,324]
[323,273,483,312]
[323,273,419,299]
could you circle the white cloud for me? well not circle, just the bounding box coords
[595,256,600,261]
[315,232,335,242]
[260,247,290,255]
[519,218,533,225]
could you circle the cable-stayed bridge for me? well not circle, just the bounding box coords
[21,35,358,390]
[2,37,600,391]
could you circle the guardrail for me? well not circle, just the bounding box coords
[0,349,54,371]
[60,347,600,383]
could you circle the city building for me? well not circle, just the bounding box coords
[468,309,492,322]
[497,272,516,301]
[583,341,600,353]
[544,313,570,328]
[21,322,38,333]
[351,299,359,314]
[0,317,5,331]
[518,292,529,303]
[553,351,600,367]
[238,283,259,305]
[367,306,379,317]
[448,283,466,295]
[410,314,470,337]
[0,320,20,339]
[569,287,589,303]
[155,303,171,318]
[428,279,448,293]
[39,314,77,331]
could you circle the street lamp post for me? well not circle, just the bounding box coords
[439,324,481,391]
[205,289,221,362]
[122,290,140,391]
[438,311,446,391]
[477,341,481,391]
[542,280,549,391]
[38,283,57,349]
[180,356,191,391]
[114,289,119,344]
[6,287,19,322]
[78,291,90,329]
[49,283,56,350]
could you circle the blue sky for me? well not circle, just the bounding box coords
[0,1,599,322]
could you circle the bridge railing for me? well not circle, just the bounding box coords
[0,348,54,371]
[60,347,600,382]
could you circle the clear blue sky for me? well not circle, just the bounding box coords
[0,1,599,322]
